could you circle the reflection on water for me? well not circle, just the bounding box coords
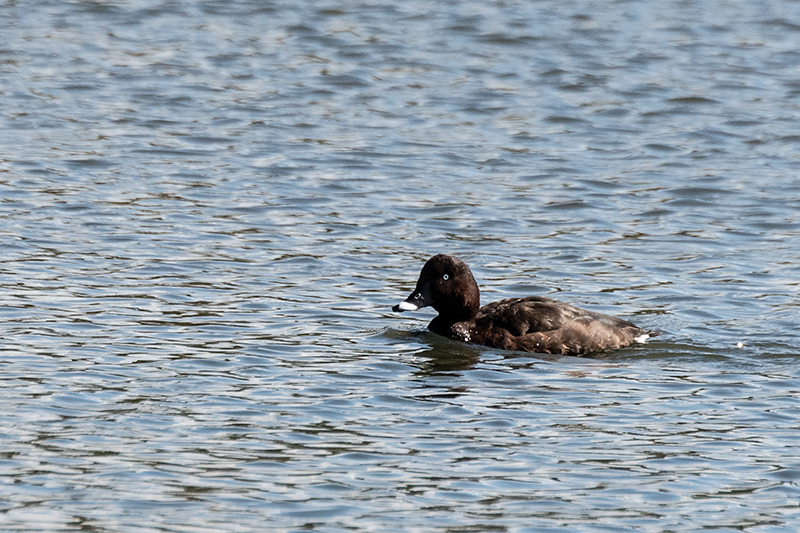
[1,0,800,531]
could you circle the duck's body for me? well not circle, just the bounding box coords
[392,254,657,356]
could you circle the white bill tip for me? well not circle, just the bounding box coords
[396,301,419,311]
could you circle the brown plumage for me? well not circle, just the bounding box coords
[392,254,658,356]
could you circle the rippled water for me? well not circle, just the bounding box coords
[2,1,800,531]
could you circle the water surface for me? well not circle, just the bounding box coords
[1,1,799,531]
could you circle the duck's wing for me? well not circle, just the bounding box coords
[475,297,653,355]
[475,297,589,335]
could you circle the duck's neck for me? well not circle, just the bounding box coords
[428,315,457,337]
[429,300,479,337]
[428,311,477,342]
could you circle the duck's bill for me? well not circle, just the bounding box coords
[393,300,419,312]
[392,283,432,313]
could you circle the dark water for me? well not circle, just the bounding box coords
[2,1,800,531]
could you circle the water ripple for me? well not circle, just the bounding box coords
[2,0,800,531]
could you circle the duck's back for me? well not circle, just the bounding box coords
[474,296,652,355]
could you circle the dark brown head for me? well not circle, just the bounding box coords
[392,254,480,323]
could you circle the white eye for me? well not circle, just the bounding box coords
[443,274,449,281]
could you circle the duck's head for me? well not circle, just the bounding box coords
[392,254,480,322]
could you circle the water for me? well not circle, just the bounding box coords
[1,0,799,531]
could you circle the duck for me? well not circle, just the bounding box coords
[392,254,658,356]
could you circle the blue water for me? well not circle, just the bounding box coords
[1,1,799,531]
